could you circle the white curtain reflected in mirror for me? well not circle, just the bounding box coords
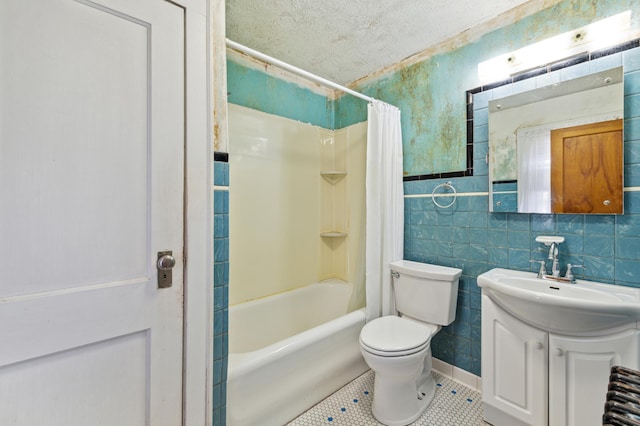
[517,127,551,213]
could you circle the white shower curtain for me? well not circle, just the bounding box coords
[365,101,404,322]
[517,127,551,213]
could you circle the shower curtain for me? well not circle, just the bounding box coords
[517,127,551,213]
[365,101,404,322]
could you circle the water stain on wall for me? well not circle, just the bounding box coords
[387,56,467,176]
[349,0,635,177]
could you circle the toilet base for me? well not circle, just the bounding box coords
[371,369,437,426]
[417,354,436,403]
[417,373,436,407]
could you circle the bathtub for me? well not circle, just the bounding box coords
[226,279,369,425]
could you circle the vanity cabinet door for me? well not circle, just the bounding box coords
[549,329,640,426]
[482,295,548,426]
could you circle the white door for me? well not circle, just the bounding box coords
[549,329,640,426]
[0,0,185,424]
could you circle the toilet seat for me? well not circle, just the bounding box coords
[360,316,437,357]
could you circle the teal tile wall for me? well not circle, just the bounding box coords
[227,58,375,131]
[404,46,640,376]
[213,160,229,425]
[491,182,518,212]
[227,59,335,129]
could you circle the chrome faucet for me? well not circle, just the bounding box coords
[549,242,560,277]
[529,259,546,278]
[532,236,582,283]
[565,264,584,284]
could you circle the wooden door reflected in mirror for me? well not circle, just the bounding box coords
[551,119,623,214]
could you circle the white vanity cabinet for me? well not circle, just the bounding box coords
[482,293,640,426]
[482,294,548,426]
[548,330,640,426]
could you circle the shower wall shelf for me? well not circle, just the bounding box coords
[320,232,347,238]
[320,171,347,183]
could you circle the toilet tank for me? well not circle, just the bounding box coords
[390,260,462,325]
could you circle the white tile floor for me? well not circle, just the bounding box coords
[289,370,490,425]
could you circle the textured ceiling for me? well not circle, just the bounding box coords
[226,0,537,85]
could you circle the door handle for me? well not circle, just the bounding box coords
[157,251,175,288]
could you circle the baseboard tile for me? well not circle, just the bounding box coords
[432,358,481,392]
[453,366,479,391]
[432,357,453,377]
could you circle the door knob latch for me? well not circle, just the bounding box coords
[157,250,175,288]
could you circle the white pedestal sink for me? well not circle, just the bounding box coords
[478,268,640,426]
[477,268,640,334]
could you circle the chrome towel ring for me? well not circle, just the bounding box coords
[431,181,457,208]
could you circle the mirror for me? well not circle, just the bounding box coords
[488,66,624,214]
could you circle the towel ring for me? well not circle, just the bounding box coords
[432,181,457,209]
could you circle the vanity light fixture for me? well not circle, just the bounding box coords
[478,11,635,84]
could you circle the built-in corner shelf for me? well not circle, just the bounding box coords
[320,171,347,183]
[320,232,347,238]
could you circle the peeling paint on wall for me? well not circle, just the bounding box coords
[347,0,640,177]
[227,59,335,129]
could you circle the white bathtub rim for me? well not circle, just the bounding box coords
[229,278,351,309]
[228,307,366,378]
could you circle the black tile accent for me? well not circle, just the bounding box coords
[404,171,466,181]
[512,66,548,82]
[482,78,513,91]
[591,39,640,59]
[214,151,229,162]
[441,171,467,179]
[549,53,589,72]
[492,179,518,184]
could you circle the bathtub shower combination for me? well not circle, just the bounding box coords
[226,98,369,424]
[226,281,368,425]
[225,41,403,425]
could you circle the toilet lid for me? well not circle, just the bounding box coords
[360,316,436,354]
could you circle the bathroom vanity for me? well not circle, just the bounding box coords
[478,268,640,426]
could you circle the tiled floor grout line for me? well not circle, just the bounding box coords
[289,370,490,425]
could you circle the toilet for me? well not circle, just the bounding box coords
[359,260,462,426]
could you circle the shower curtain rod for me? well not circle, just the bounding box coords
[226,38,376,103]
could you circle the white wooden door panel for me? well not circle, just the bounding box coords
[0,0,185,424]
[1,331,149,425]
[1,0,151,296]
[0,283,152,365]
